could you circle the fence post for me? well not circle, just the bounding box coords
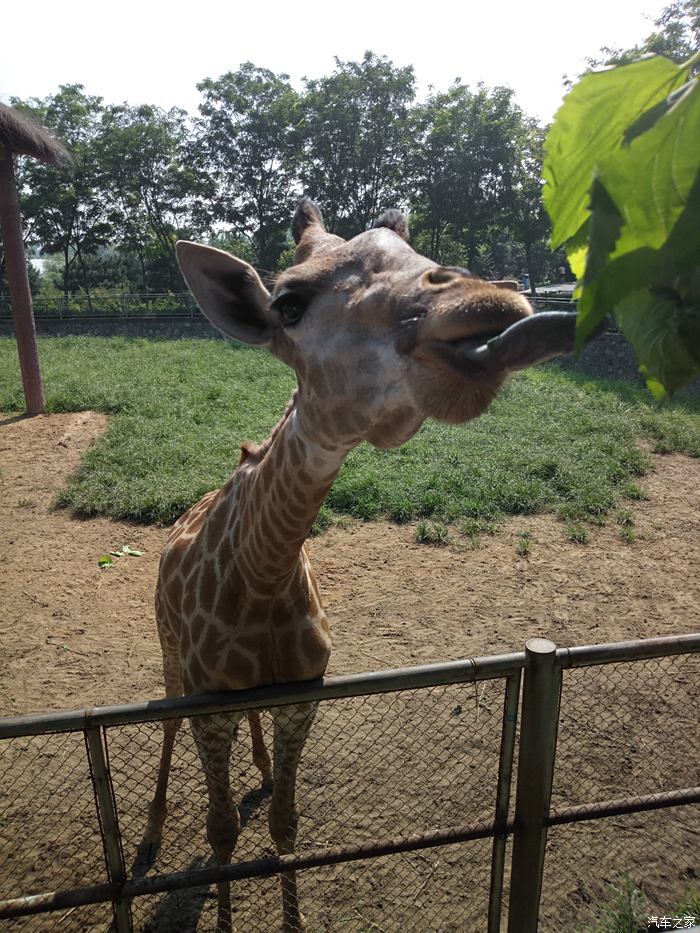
[85,725,132,932]
[507,639,561,933]
[488,670,522,933]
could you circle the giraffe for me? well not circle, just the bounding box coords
[145,197,594,932]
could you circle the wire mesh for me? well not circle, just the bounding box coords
[0,730,112,930]
[541,654,700,930]
[105,679,506,932]
[2,643,696,932]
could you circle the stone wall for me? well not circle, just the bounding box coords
[554,331,644,383]
[553,331,700,395]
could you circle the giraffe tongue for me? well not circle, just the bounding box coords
[456,312,602,371]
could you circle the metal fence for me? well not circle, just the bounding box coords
[0,293,197,320]
[0,632,698,932]
[0,290,599,321]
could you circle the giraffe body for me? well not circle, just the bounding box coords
[147,198,597,932]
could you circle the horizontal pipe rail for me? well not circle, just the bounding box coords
[2,632,698,739]
[557,632,700,668]
[547,786,700,825]
[0,816,513,919]
[0,652,526,738]
[4,783,698,920]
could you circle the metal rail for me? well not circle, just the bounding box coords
[0,816,513,919]
[2,784,698,921]
[0,652,526,738]
[1,632,698,930]
[3,633,698,740]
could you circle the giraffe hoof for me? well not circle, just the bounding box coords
[140,822,163,857]
[281,912,306,932]
[262,772,273,791]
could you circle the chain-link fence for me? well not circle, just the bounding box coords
[111,681,507,932]
[0,293,197,319]
[0,730,111,931]
[0,634,698,933]
[540,652,700,932]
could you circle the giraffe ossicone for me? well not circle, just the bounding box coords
[147,198,596,932]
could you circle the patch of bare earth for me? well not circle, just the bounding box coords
[0,412,698,932]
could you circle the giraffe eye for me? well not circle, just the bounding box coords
[272,290,306,326]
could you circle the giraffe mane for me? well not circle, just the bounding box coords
[239,389,299,464]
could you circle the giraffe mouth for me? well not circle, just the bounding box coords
[451,329,505,351]
[452,311,590,371]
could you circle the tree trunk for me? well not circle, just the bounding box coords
[75,245,93,311]
[0,147,45,415]
[138,248,147,292]
[62,244,70,305]
[524,239,537,296]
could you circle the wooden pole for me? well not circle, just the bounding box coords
[0,145,45,415]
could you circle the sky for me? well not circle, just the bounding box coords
[2,0,666,125]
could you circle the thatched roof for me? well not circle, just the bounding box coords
[0,103,69,164]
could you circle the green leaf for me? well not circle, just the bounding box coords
[623,78,695,145]
[548,51,700,393]
[584,179,624,283]
[615,289,700,395]
[575,179,624,349]
[544,55,686,251]
[98,555,114,568]
[122,546,143,557]
[564,220,591,280]
[598,77,700,258]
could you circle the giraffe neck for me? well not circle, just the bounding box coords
[232,399,348,588]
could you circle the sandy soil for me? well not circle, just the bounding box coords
[0,412,698,933]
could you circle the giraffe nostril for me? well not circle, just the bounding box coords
[425,266,474,286]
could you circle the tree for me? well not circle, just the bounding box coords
[409,82,538,273]
[195,63,300,270]
[0,103,68,414]
[300,52,415,236]
[100,103,204,290]
[590,0,699,65]
[501,121,551,293]
[13,85,112,304]
[408,85,465,262]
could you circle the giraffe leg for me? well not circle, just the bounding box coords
[269,702,318,933]
[191,711,245,933]
[141,648,182,855]
[248,711,273,789]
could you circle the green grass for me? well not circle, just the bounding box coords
[577,875,699,933]
[415,520,450,546]
[567,523,590,544]
[1,337,699,528]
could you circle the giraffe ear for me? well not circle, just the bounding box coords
[176,241,276,345]
[292,197,326,244]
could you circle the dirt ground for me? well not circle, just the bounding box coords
[0,411,698,932]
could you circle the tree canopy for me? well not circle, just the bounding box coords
[4,14,698,394]
[4,54,561,299]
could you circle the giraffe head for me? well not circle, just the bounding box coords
[177,199,586,450]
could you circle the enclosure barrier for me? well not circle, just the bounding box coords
[0,632,698,932]
[0,290,593,320]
